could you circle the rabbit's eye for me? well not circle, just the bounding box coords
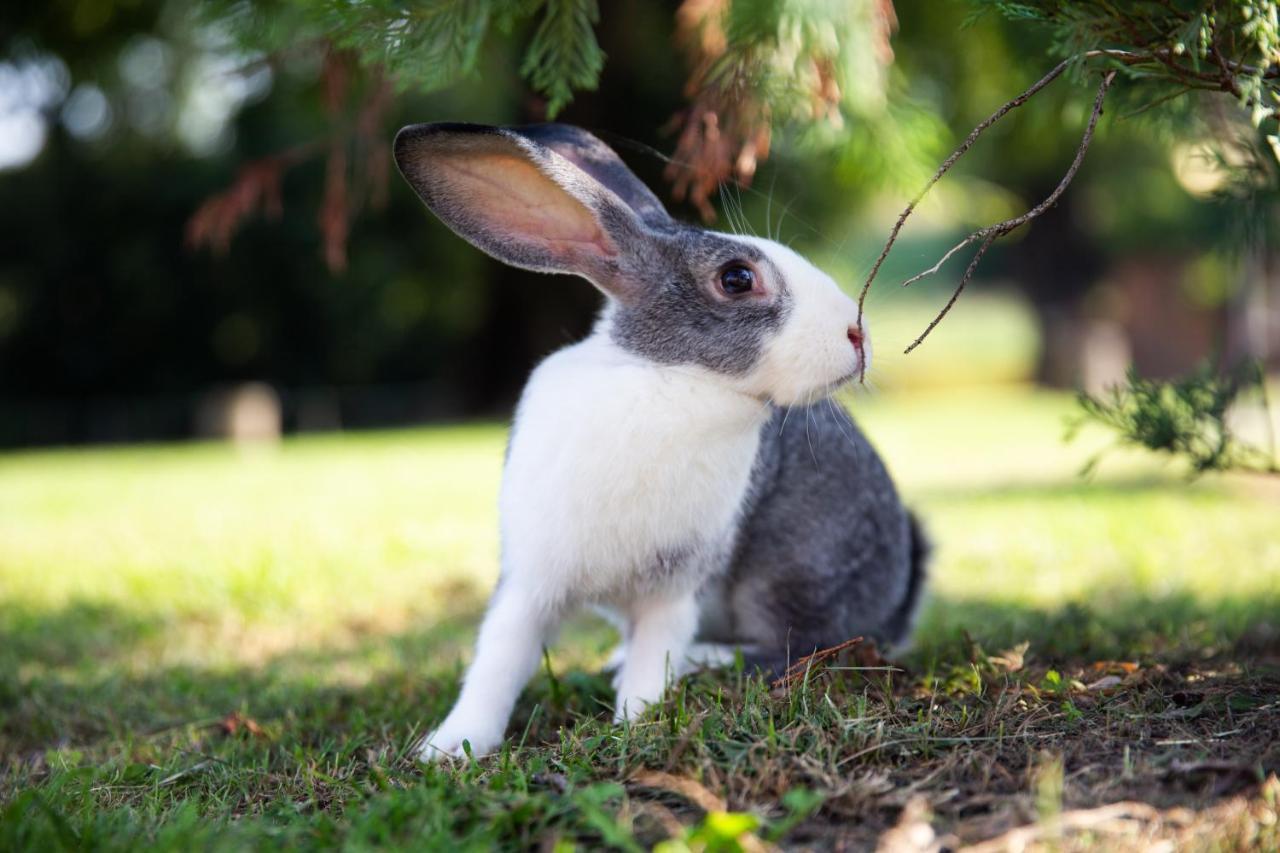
[719,264,756,296]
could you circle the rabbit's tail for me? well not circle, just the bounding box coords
[883,511,930,647]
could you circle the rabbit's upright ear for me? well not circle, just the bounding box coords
[394,122,669,302]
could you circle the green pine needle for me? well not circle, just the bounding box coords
[520,0,605,118]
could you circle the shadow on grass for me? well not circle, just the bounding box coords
[912,587,1280,670]
[3,583,1277,762]
[2,587,1277,851]
[0,597,492,759]
[0,601,164,669]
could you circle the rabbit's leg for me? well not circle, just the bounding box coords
[593,604,629,687]
[679,642,757,675]
[417,585,554,761]
[613,591,699,722]
[611,641,738,693]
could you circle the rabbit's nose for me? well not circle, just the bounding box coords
[847,326,864,351]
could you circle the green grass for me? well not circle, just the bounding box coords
[2,388,1278,850]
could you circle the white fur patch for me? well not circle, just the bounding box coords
[418,332,773,760]
[730,236,868,406]
[501,333,769,606]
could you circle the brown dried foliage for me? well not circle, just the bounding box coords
[665,0,896,222]
[770,635,894,691]
[186,155,290,256]
[318,49,353,274]
[664,0,768,222]
[186,46,395,275]
[217,710,265,738]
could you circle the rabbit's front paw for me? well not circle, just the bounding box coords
[415,722,502,762]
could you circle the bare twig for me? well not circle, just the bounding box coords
[158,760,214,787]
[853,50,1150,324]
[848,39,1280,367]
[900,69,1117,354]
[855,34,1274,361]
[187,47,393,274]
[771,636,866,690]
[902,232,996,354]
[855,56,1078,329]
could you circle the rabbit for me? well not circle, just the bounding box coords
[393,122,929,761]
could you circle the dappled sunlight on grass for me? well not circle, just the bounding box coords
[0,425,505,667]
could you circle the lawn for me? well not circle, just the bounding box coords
[2,387,1278,850]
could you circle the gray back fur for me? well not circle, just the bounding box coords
[701,401,927,659]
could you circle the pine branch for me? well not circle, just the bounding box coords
[1070,361,1280,478]
[520,0,605,118]
[665,0,898,221]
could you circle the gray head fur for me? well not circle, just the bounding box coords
[608,231,790,376]
[394,122,791,377]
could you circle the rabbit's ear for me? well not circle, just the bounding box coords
[394,122,662,302]
[513,124,672,229]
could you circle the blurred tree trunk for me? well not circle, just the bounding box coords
[1226,244,1280,372]
[457,270,599,415]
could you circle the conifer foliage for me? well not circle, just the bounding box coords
[193,1,1278,271]
[190,0,900,264]
[971,1,1279,136]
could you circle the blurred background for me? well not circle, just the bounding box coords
[3,6,1279,818]
[1,0,1276,448]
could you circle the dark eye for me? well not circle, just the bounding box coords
[719,264,756,296]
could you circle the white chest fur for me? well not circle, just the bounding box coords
[499,332,768,606]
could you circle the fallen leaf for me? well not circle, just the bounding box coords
[771,636,866,690]
[989,642,1029,672]
[218,711,265,738]
[630,769,726,813]
[1090,660,1139,674]
[876,795,949,853]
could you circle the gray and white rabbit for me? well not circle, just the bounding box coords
[393,122,928,761]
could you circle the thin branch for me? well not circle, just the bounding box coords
[898,69,1117,355]
[850,49,1161,379]
[771,636,867,690]
[902,232,996,354]
[1119,83,1195,119]
[855,56,1078,329]
[902,68,1117,290]
[851,41,1276,370]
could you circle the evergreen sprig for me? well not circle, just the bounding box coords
[969,1,1280,136]
[208,0,605,117]
[520,0,604,118]
[322,0,495,94]
[1069,361,1280,477]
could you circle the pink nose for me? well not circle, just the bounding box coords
[847,326,864,351]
